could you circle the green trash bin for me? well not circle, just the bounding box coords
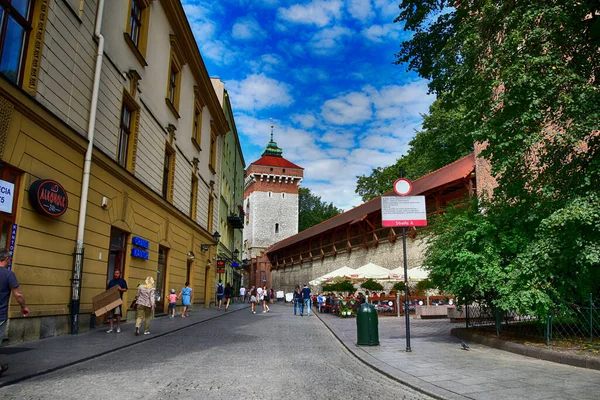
[356,303,379,346]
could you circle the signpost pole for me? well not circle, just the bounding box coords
[402,226,412,352]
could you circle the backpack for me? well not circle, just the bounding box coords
[217,283,224,295]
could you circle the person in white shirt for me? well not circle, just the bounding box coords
[256,286,264,306]
[239,286,246,303]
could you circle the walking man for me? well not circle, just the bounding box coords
[0,248,29,376]
[216,280,225,311]
[106,269,128,333]
[239,286,245,303]
[301,283,311,317]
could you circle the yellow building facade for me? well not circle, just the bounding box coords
[0,0,232,343]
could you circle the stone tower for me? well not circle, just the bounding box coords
[243,126,304,260]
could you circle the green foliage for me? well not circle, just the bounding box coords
[396,0,600,317]
[322,279,355,294]
[360,279,384,291]
[392,282,406,292]
[298,187,343,232]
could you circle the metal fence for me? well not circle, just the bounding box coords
[465,294,600,349]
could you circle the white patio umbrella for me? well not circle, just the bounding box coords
[388,266,429,281]
[309,266,356,286]
[350,262,391,279]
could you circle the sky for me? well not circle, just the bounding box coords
[181,0,435,211]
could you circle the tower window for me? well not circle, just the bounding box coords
[275,223,279,233]
[282,193,285,199]
[282,169,285,173]
[268,192,271,197]
[270,168,273,172]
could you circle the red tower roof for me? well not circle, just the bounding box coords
[251,155,303,170]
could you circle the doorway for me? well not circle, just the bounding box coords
[155,246,168,313]
[107,228,128,284]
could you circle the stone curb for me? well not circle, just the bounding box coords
[0,306,249,388]
[315,312,448,400]
[451,328,600,371]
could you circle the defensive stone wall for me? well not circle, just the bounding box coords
[272,237,427,293]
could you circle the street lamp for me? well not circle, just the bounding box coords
[201,231,221,252]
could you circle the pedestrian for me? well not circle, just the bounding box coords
[224,282,232,311]
[250,288,257,314]
[0,248,29,377]
[179,282,192,318]
[216,280,225,310]
[134,276,155,336]
[239,286,246,303]
[256,285,264,307]
[247,286,255,303]
[317,293,324,312]
[269,288,275,304]
[262,285,270,313]
[293,285,302,316]
[168,289,177,318]
[301,283,311,317]
[106,269,128,333]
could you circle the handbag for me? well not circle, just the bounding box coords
[130,298,138,310]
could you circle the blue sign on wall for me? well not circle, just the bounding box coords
[231,262,239,268]
[8,224,17,270]
[132,236,149,249]
[131,248,149,259]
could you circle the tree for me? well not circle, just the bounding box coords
[298,187,343,232]
[396,1,600,314]
[360,279,384,291]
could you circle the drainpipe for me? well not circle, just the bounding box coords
[71,0,106,334]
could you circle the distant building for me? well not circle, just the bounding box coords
[243,128,303,287]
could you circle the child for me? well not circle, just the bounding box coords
[168,289,177,318]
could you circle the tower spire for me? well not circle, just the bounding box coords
[262,119,283,157]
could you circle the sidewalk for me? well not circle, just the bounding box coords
[316,310,600,400]
[0,303,250,388]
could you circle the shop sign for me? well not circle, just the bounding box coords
[131,248,149,259]
[29,179,68,217]
[7,224,17,270]
[0,180,15,214]
[132,236,149,249]
[131,236,149,259]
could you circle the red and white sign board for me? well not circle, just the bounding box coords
[393,178,412,196]
[381,196,427,227]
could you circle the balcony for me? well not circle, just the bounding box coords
[227,204,245,229]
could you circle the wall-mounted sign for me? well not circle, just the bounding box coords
[0,180,15,214]
[29,179,68,217]
[216,260,225,267]
[132,236,149,249]
[7,224,17,270]
[231,262,239,268]
[131,248,149,259]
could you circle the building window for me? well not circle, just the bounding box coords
[208,128,217,173]
[162,144,175,201]
[155,246,168,314]
[189,175,198,220]
[0,0,33,84]
[275,223,279,233]
[124,0,150,66]
[117,92,140,171]
[192,86,205,152]
[107,227,128,283]
[207,194,214,232]
[282,193,285,199]
[165,35,185,118]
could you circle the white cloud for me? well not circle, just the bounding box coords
[227,74,294,111]
[321,92,372,125]
[291,113,318,128]
[277,0,343,27]
[291,67,329,83]
[373,0,401,19]
[232,16,268,40]
[319,131,356,149]
[362,23,401,43]
[347,0,374,23]
[308,25,353,56]
[359,134,408,151]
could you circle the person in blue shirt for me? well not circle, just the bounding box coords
[106,269,128,333]
[0,248,29,377]
[179,282,193,318]
[317,293,324,313]
[301,284,311,317]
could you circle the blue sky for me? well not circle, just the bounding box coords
[182,0,435,211]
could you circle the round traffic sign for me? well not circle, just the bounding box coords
[393,178,412,196]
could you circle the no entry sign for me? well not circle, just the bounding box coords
[381,196,427,227]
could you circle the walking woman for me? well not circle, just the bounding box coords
[262,285,270,313]
[179,282,193,318]
[293,285,302,315]
[224,282,232,311]
[135,276,155,336]
[250,287,258,314]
